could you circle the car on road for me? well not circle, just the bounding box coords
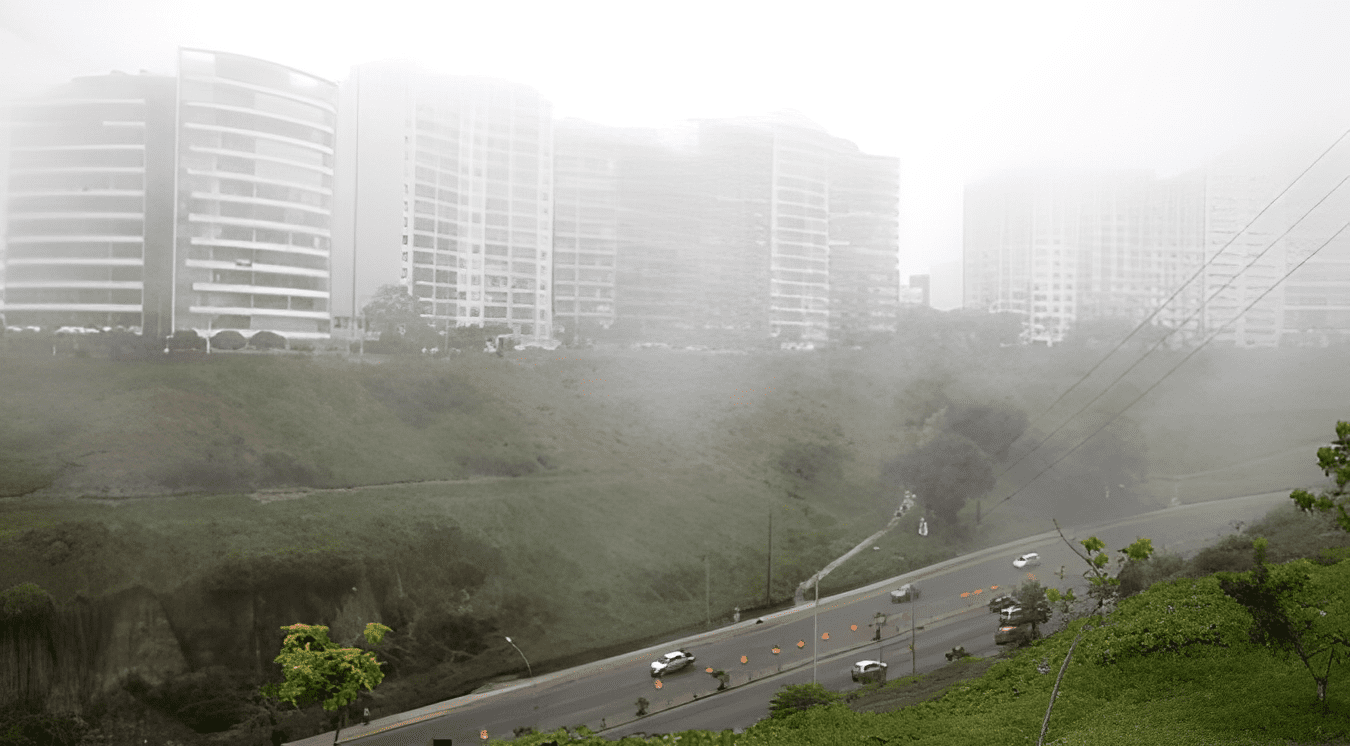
[851,660,888,683]
[889,583,920,603]
[987,593,1016,613]
[650,649,696,677]
[995,623,1041,646]
[1012,552,1041,569]
[999,605,1049,626]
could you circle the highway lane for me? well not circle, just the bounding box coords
[310,491,1289,745]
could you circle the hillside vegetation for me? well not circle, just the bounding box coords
[0,339,1346,744]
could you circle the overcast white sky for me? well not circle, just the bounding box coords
[3,0,1349,285]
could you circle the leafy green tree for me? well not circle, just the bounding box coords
[1012,579,1053,636]
[1053,520,1153,617]
[261,622,392,744]
[1219,538,1350,708]
[882,431,994,530]
[362,284,421,339]
[1290,421,1350,531]
[768,682,840,720]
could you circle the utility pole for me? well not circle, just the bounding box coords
[911,604,917,676]
[765,510,773,607]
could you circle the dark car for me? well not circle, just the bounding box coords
[995,623,1040,646]
[987,594,1016,613]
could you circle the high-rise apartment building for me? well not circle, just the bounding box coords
[547,112,898,346]
[175,49,338,340]
[332,61,554,345]
[963,169,1206,344]
[4,71,177,336]
[551,119,619,342]
[2,49,338,341]
[827,143,901,341]
[1202,136,1350,346]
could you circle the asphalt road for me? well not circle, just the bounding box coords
[295,491,1289,745]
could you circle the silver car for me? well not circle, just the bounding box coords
[889,583,920,603]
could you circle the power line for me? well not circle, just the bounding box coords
[986,212,1350,515]
[990,129,1350,474]
[992,164,1350,485]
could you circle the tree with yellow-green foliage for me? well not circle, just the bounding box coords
[261,622,392,745]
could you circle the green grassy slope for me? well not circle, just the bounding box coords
[0,343,1346,745]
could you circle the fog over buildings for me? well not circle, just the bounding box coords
[3,1,1350,343]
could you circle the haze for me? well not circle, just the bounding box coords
[3,0,1348,292]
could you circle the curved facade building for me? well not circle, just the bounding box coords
[175,49,337,340]
[2,49,337,342]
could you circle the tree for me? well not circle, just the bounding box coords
[945,402,1030,461]
[1052,520,1154,618]
[1290,421,1350,531]
[261,622,392,745]
[1219,538,1350,709]
[881,431,994,529]
[362,284,420,339]
[1012,579,1054,637]
[249,330,287,350]
[768,682,840,719]
[210,330,247,351]
[167,329,206,351]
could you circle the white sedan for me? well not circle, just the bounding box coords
[851,660,888,682]
[650,649,696,677]
[1013,552,1041,569]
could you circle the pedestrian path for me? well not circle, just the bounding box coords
[793,490,916,605]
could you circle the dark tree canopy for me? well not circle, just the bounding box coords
[362,284,421,339]
[882,431,995,526]
[945,402,1030,461]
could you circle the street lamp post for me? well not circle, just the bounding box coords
[505,636,532,678]
[811,577,819,683]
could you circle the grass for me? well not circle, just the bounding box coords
[1,343,1348,744]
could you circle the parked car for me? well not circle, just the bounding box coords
[1012,552,1041,569]
[889,583,920,603]
[851,660,888,683]
[650,649,696,677]
[987,593,1016,613]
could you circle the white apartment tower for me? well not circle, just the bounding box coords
[332,61,554,345]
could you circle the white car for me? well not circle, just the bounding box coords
[650,649,696,677]
[1013,552,1041,569]
[851,660,888,682]
[889,583,920,603]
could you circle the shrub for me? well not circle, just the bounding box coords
[210,330,247,350]
[167,329,206,351]
[1185,533,1256,576]
[1079,576,1251,665]
[1117,551,1186,598]
[769,682,841,719]
[249,331,287,350]
[0,582,55,620]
